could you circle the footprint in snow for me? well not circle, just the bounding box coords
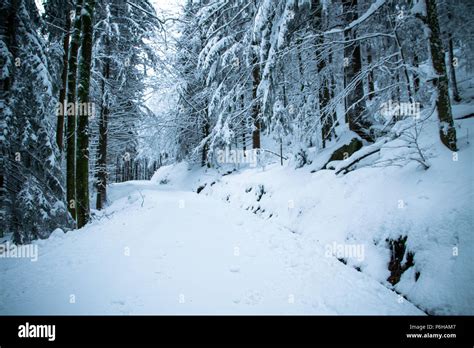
[244,290,263,305]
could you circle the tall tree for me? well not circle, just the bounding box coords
[0,0,19,238]
[425,0,457,151]
[343,0,372,142]
[66,0,83,222]
[445,9,461,103]
[447,31,461,102]
[75,0,96,228]
[1,0,68,242]
[95,39,109,211]
[44,0,74,152]
[251,39,262,150]
[56,12,71,152]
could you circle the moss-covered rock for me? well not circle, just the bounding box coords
[326,138,363,166]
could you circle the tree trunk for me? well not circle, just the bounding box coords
[315,5,332,149]
[394,28,414,103]
[66,0,83,223]
[56,13,71,152]
[343,0,372,142]
[201,121,210,167]
[251,43,261,149]
[75,0,95,228]
[425,0,457,151]
[95,50,109,210]
[241,94,247,153]
[413,53,420,95]
[367,45,375,100]
[447,34,461,102]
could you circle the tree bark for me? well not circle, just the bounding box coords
[447,34,461,102]
[367,45,375,100]
[75,0,95,228]
[393,28,413,103]
[251,42,261,149]
[413,53,420,95]
[201,118,210,167]
[56,12,71,152]
[314,4,333,149]
[425,0,457,151]
[66,0,83,223]
[343,0,372,142]
[95,46,109,210]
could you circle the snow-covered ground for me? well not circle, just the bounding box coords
[1,102,473,316]
[0,176,424,314]
[191,109,474,315]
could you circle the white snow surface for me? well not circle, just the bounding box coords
[2,183,431,314]
[1,107,473,315]
[0,175,425,314]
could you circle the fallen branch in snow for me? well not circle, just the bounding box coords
[335,149,381,175]
[456,113,474,120]
[334,139,390,175]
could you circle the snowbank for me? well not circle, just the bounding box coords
[179,113,474,315]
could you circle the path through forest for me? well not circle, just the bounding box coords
[0,180,424,315]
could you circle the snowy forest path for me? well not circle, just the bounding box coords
[0,180,424,314]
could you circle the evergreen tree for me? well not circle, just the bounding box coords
[66,0,83,223]
[44,0,74,152]
[75,0,95,228]
[0,0,68,242]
